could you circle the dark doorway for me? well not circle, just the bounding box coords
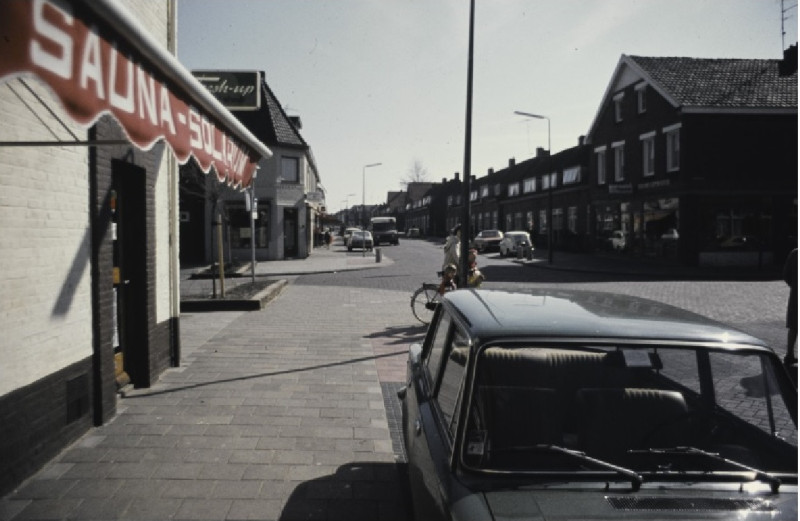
[112,161,149,388]
[284,208,298,258]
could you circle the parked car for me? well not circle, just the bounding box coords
[471,230,504,252]
[606,229,627,250]
[342,227,361,242]
[498,231,533,257]
[407,227,421,238]
[400,289,797,521]
[347,230,373,251]
[661,228,679,241]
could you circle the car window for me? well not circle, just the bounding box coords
[709,351,797,445]
[425,312,452,387]
[436,327,470,440]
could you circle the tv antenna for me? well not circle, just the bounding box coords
[782,0,797,50]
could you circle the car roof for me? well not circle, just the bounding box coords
[442,289,769,349]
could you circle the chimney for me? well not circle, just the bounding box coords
[536,147,550,158]
[488,168,494,175]
[509,158,516,167]
[288,116,303,129]
[578,135,586,146]
[442,178,447,184]
[780,44,797,76]
[454,172,460,181]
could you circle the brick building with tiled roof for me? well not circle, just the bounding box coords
[585,53,797,266]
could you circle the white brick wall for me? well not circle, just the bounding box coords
[0,79,92,395]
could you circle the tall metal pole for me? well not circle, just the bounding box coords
[460,0,475,288]
[362,163,381,256]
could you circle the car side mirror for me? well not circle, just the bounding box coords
[409,342,423,370]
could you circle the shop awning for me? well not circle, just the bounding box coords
[0,0,271,188]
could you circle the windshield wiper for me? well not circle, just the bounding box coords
[534,444,643,491]
[630,446,782,493]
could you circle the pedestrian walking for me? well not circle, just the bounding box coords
[324,229,331,249]
[442,224,461,272]
[784,248,797,366]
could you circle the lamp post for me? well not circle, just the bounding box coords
[344,193,355,225]
[362,163,381,255]
[514,111,553,264]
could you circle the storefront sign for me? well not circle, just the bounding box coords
[193,70,260,110]
[608,183,633,194]
[639,179,670,191]
[0,0,264,188]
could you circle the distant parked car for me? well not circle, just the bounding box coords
[347,230,373,251]
[342,227,361,243]
[471,230,504,252]
[498,231,533,257]
[606,230,627,251]
[661,228,679,241]
[407,228,421,238]
[400,288,797,521]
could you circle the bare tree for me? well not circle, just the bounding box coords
[400,159,429,188]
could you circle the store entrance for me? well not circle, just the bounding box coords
[112,161,148,388]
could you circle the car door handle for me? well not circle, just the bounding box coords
[414,418,422,436]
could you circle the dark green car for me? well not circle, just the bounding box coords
[400,289,797,520]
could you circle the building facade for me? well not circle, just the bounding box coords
[180,72,323,264]
[0,0,271,495]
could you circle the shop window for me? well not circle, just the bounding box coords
[228,203,270,248]
[568,206,578,233]
[553,208,564,232]
[539,210,548,234]
[281,157,299,183]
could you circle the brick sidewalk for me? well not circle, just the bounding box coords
[1,284,415,521]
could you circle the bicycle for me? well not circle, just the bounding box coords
[410,281,443,325]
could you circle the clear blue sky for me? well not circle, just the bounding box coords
[177,0,796,211]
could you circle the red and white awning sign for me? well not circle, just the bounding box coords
[0,0,265,188]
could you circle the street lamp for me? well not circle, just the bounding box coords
[514,111,553,264]
[343,193,355,225]
[362,163,381,227]
[362,163,381,256]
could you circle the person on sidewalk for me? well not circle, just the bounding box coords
[784,248,797,366]
[443,224,461,273]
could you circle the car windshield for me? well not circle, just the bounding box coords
[461,344,797,483]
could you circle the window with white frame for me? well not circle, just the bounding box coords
[523,178,536,193]
[595,147,607,185]
[281,157,299,183]
[447,195,453,206]
[480,185,489,198]
[495,184,503,197]
[508,183,520,197]
[553,208,564,231]
[612,141,625,181]
[641,132,655,176]
[563,166,581,184]
[568,206,578,233]
[470,190,478,201]
[613,93,624,122]
[664,124,681,172]
[542,174,550,190]
[550,172,558,189]
[636,83,647,114]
